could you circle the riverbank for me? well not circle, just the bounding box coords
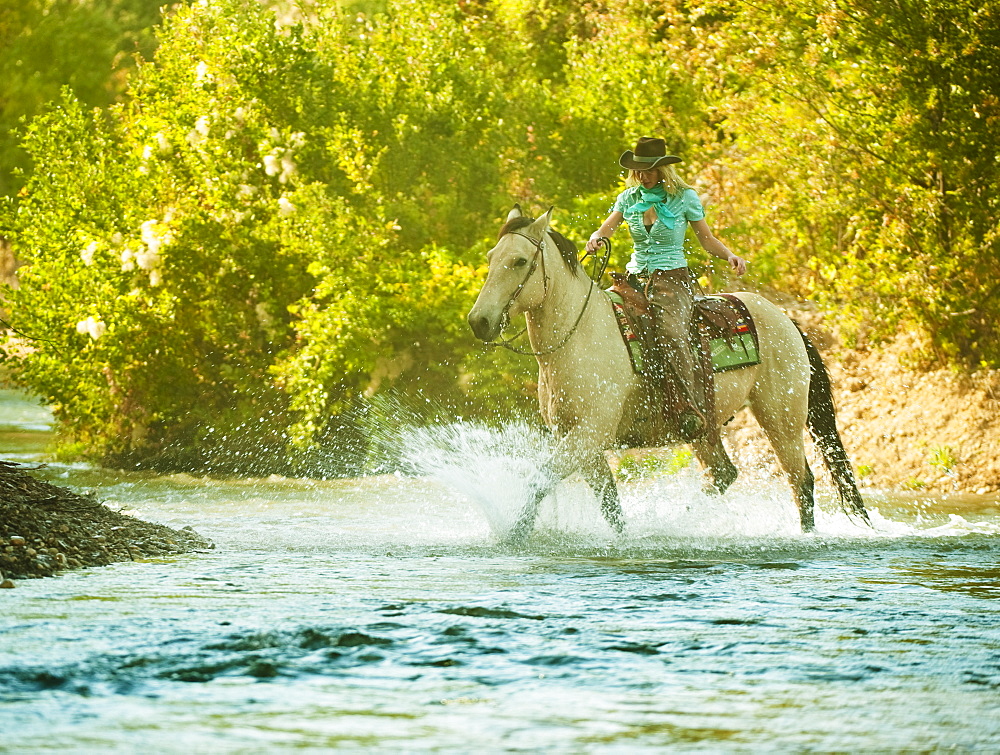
[0,461,212,586]
[725,302,1000,497]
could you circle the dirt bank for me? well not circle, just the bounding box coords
[725,302,1000,497]
[0,461,212,587]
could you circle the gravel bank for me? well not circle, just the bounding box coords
[0,460,212,587]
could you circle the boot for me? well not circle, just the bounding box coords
[655,349,708,442]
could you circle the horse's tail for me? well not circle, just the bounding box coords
[798,327,872,525]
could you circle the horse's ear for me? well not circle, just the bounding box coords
[506,204,523,223]
[527,206,553,238]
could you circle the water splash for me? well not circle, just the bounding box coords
[352,395,1000,547]
[394,419,557,540]
[379,414,841,545]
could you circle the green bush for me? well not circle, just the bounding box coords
[0,0,170,196]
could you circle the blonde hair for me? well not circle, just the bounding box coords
[625,164,692,195]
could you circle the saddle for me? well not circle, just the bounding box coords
[606,273,761,443]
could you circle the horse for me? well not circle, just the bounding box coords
[467,205,870,542]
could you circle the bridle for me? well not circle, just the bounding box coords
[497,230,548,321]
[491,231,611,357]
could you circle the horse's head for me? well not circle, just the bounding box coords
[468,205,565,342]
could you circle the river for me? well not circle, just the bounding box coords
[1,389,999,752]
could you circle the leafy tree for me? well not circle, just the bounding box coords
[690,0,1000,364]
[0,0,170,196]
[2,0,548,471]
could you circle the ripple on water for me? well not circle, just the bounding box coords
[2,414,1000,750]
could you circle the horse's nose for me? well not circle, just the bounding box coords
[468,311,496,342]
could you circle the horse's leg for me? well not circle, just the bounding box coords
[541,407,625,536]
[580,452,625,534]
[751,403,816,533]
[503,449,623,544]
[502,481,551,546]
[692,437,738,495]
[793,465,816,533]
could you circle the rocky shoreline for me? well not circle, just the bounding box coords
[0,461,212,587]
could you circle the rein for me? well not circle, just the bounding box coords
[492,234,612,357]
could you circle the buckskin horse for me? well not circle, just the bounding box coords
[467,206,870,542]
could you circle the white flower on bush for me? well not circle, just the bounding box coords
[194,61,213,86]
[134,219,174,283]
[279,153,298,183]
[156,132,171,154]
[138,145,152,175]
[76,316,106,341]
[140,219,173,255]
[263,153,281,176]
[280,155,297,182]
[278,196,296,216]
[80,241,98,266]
[186,116,211,147]
[134,249,159,271]
[260,131,304,184]
[263,152,297,183]
[121,247,136,272]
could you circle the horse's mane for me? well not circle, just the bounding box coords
[497,216,580,273]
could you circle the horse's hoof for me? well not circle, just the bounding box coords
[497,535,526,549]
[498,518,534,548]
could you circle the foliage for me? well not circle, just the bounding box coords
[616,448,694,482]
[1,0,997,472]
[0,0,172,196]
[692,0,1000,363]
[927,444,958,474]
[2,0,548,471]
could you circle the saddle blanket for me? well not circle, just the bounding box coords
[606,290,761,375]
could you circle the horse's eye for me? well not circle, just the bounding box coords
[512,257,528,268]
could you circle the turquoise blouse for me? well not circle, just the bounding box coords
[612,186,706,273]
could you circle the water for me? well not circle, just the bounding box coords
[2,390,999,752]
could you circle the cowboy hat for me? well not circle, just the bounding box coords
[618,137,681,170]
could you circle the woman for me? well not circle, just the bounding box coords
[585,136,747,441]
